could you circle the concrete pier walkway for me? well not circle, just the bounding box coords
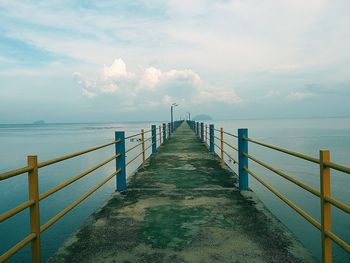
[50,123,315,263]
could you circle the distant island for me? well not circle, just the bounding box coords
[192,114,213,121]
[33,120,46,125]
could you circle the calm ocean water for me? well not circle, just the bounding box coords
[0,118,349,262]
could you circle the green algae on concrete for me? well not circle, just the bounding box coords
[49,123,317,263]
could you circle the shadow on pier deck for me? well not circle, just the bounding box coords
[50,123,315,263]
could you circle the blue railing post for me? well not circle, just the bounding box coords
[152,125,157,154]
[168,123,171,138]
[201,122,204,143]
[196,122,199,137]
[238,128,249,190]
[115,131,126,191]
[209,124,214,154]
[162,123,166,143]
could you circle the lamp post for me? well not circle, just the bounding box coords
[171,103,178,134]
[186,112,191,121]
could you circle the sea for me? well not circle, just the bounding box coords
[0,117,349,262]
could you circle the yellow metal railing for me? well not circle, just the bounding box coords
[0,122,172,262]
[192,120,349,263]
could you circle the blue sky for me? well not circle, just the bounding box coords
[0,0,349,123]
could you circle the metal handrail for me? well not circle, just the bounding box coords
[223,131,238,138]
[0,233,36,262]
[324,230,350,253]
[144,137,153,142]
[244,167,350,253]
[243,152,350,214]
[125,142,142,154]
[214,142,221,149]
[40,169,120,233]
[38,140,120,168]
[125,132,142,139]
[145,143,153,152]
[222,140,238,152]
[324,196,350,214]
[39,154,119,201]
[126,151,144,166]
[0,166,33,180]
[223,149,238,164]
[243,152,320,197]
[323,160,350,174]
[0,200,35,222]
[244,167,321,229]
[244,137,320,164]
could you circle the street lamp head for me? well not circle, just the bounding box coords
[172,103,179,107]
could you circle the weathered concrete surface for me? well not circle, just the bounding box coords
[50,123,316,263]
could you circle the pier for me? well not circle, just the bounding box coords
[48,122,315,262]
[1,121,349,262]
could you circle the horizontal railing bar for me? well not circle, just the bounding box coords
[0,233,36,262]
[245,137,320,164]
[244,167,321,230]
[0,200,35,223]
[223,140,238,152]
[144,137,152,142]
[324,160,350,174]
[145,144,152,152]
[126,151,143,167]
[244,152,320,198]
[223,149,238,164]
[144,129,152,134]
[0,166,33,181]
[125,132,142,140]
[325,230,350,253]
[214,142,221,149]
[324,196,350,214]
[125,142,142,154]
[214,128,221,132]
[40,169,120,233]
[39,154,118,201]
[214,135,220,140]
[223,131,238,138]
[38,140,120,168]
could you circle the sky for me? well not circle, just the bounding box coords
[0,0,350,123]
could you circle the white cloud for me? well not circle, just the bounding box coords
[139,67,162,90]
[139,67,201,91]
[75,58,242,108]
[287,91,314,101]
[102,59,135,80]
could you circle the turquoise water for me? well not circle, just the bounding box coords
[0,118,349,262]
